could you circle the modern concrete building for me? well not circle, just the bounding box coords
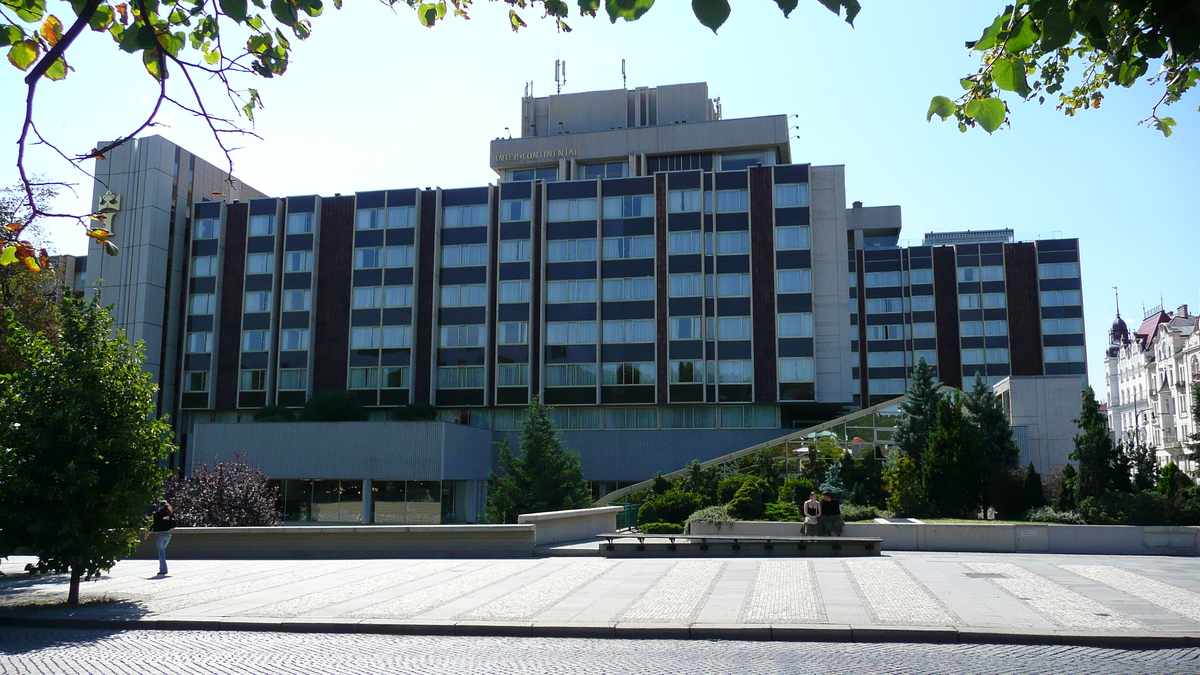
[89,83,1090,523]
[994,375,1088,475]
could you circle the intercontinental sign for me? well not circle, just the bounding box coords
[494,149,578,164]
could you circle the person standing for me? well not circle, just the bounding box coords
[801,491,822,536]
[821,492,844,537]
[148,500,176,575]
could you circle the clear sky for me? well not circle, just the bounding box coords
[2,0,1197,393]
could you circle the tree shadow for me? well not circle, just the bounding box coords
[0,624,139,655]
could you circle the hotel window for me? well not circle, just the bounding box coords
[286,212,314,234]
[192,255,218,277]
[717,316,752,340]
[984,320,1008,336]
[960,321,984,337]
[442,243,488,267]
[353,287,381,309]
[910,268,933,284]
[383,366,410,388]
[778,313,813,338]
[1045,346,1085,362]
[669,316,702,340]
[776,268,812,293]
[545,363,597,387]
[439,325,485,348]
[584,162,630,180]
[499,239,531,262]
[720,150,767,171]
[661,406,718,428]
[603,407,658,429]
[779,357,815,382]
[1039,262,1080,279]
[668,230,701,255]
[242,330,270,351]
[981,266,1005,281]
[912,323,936,338]
[387,206,415,228]
[440,284,486,307]
[186,332,212,353]
[246,252,274,274]
[1043,317,1084,334]
[602,235,654,260]
[285,250,313,272]
[349,367,379,389]
[385,245,414,268]
[356,208,385,230]
[602,277,654,301]
[189,293,215,315]
[500,199,531,222]
[384,285,413,308]
[982,293,1007,309]
[868,379,907,395]
[602,319,655,343]
[354,247,382,269]
[546,321,597,344]
[497,363,528,387]
[240,369,266,391]
[775,226,810,250]
[714,189,749,213]
[383,325,412,348]
[774,183,810,208]
[868,351,908,367]
[497,321,529,345]
[547,279,597,303]
[280,328,309,351]
[959,294,981,310]
[546,238,598,262]
[866,324,906,340]
[865,271,904,287]
[715,273,751,297]
[867,297,906,314]
[668,189,701,213]
[245,290,272,313]
[194,218,218,239]
[1041,289,1082,306]
[912,295,934,311]
[957,267,980,282]
[717,360,753,384]
[715,231,750,255]
[506,167,557,182]
[183,371,209,393]
[499,279,530,303]
[986,348,1010,363]
[669,360,703,383]
[279,368,307,390]
[914,350,938,365]
[602,362,655,385]
[547,198,598,222]
[603,194,653,218]
[351,326,381,349]
[249,214,275,236]
[437,365,485,388]
[668,273,704,297]
[443,204,490,228]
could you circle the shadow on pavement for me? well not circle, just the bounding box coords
[0,626,132,655]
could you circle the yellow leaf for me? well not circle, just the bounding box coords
[0,246,17,266]
[22,256,40,272]
[5,222,22,232]
[40,15,63,47]
[86,227,111,239]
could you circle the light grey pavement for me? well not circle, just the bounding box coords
[1,552,1199,647]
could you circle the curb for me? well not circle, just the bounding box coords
[1,616,1197,648]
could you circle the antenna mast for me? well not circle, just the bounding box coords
[622,59,626,89]
[555,60,566,95]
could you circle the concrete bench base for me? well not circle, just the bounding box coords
[599,535,881,557]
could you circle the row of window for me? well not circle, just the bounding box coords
[535,404,779,431]
[865,323,937,340]
[245,251,313,274]
[863,269,934,287]
[865,350,939,368]
[958,293,1007,310]
[354,246,414,269]
[865,296,935,314]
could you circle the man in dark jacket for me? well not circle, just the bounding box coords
[821,492,844,536]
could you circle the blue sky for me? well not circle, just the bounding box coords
[2,0,1196,393]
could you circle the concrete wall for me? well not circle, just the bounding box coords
[518,506,622,545]
[995,375,1087,474]
[810,165,856,404]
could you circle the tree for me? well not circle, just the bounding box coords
[1125,441,1159,492]
[884,453,926,517]
[0,296,173,604]
[929,1,1200,135]
[1021,462,1047,510]
[892,357,941,469]
[819,462,850,501]
[1054,463,1078,511]
[0,183,63,374]
[1071,386,1121,501]
[485,396,590,523]
[965,373,1020,468]
[922,394,986,518]
[253,404,296,422]
[163,456,281,526]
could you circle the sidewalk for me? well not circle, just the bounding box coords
[2,552,1199,647]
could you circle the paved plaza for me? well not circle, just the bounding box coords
[2,551,1199,647]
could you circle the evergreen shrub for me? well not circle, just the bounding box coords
[841,504,880,522]
[1026,506,1086,524]
[639,522,684,534]
[1077,490,1173,526]
[763,502,800,522]
[717,475,752,504]
[684,505,739,532]
[638,489,702,527]
[778,476,817,506]
[726,476,770,520]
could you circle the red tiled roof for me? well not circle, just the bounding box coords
[1135,311,1167,338]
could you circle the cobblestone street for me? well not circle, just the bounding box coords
[2,628,1200,675]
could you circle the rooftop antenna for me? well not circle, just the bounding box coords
[714,96,722,120]
[622,59,626,89]
[504,126,512,139]
[1113,286,1120,317]
[555,59,567,95]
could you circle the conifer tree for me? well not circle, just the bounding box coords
[893,357,941,469]
[922,393,985,518]
[964,372,1020,468]
[1072,386,1120,501]
[485,397,591,523]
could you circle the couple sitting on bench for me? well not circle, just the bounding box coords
[802,491,844,537]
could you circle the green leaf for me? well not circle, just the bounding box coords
[6,39,38,71]
[203,47,221,64]
[605,0,655,24]
[926,95,955,122]
[87,5,113,31]
[968,13,1005,51]
[271,0,298,26]
[142,49,164,80]
[103,240,119,257]
[691,0,728,33]
[1039,10,1072,51]
[43,55,67,80]
[219,0,248,22]
[0,24,25,48]
[1003,16,1038,53]
[416,2,445,27]
[816,0,860,25]
[991,58,1031,98]
[1154,117,1176,138]
[964,97,1005,133]
[0,245,17,266]
[1117,59,1147,87]
[8,0,45,23]
[773,0,797,18]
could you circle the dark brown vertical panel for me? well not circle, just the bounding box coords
[932,246,962,388]
[412,190,438,403]
[749,166,776,403]
[312,196,354,393]
[855,249,869,403]
[530,182,543,395]
[215,203,247,410]
[654,173,669,403]
[486,187,498,407]
[1004,242,1044,376]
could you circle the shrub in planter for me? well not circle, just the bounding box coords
[841,504,879,522]
[1077,490,1173,526]
[778,476,818,506]
[684,505,739,533]
[763,502,800,522]
[638,489,702,527]
[1170,485,1200,525]
[726,476,770,520]
[1026,506,1086,524]
[717,475,752,504]
[1157,462,1195,500]
[639,521,684,534]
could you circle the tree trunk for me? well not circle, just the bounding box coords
[67,565,81,605]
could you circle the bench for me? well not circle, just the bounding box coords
[597,532,881,556]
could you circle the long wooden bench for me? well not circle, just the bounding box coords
[597,532,881,557]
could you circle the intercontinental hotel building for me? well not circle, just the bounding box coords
[87,83,1087,523]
